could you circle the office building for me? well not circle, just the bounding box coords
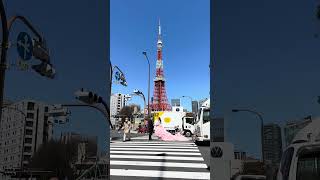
[191,100,199,114]
[110,93,127,127]
[60,132,98,163]
[0,100,53,171]
[171,99,181,107]
[263,123,282,164]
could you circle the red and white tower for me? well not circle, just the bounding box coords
[150,19,171,111]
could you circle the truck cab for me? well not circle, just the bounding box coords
[277,119,320,180]
[193,98,210,143]
[182,114,196,137]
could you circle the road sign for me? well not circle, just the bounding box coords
[16,32,33,60]
[115,71,121,81]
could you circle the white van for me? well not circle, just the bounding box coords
[277,119,320,180]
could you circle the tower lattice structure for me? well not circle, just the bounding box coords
[150,20,171,111]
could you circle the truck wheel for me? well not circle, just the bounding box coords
[184,131,192,137]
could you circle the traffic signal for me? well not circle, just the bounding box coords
[31,62,56,79]
[32,38,50,63]
[75,89,102,104]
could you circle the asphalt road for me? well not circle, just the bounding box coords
[197,143,210,170]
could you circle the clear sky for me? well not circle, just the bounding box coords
[111,0,210,111]
[213,0,320,158]
[3,1,109,151]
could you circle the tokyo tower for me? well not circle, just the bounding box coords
[150,19,171,111]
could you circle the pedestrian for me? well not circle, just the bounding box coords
[148,118,154,140]
[122,118,132,142]
[138,123,143,133]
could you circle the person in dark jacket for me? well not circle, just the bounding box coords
[147,118,154,140]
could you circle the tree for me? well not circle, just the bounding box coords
[119,104,141,120]
[28,139,79,179]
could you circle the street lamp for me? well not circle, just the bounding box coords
[133,89,146,118]
[231,109,265,163]
[142,51,150,117]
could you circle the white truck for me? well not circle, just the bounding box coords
[153,107,195,135]
[193,98,210,143]
[277,119,320,180]
[181,113,196,137]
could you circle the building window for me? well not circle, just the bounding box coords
[26,121,33,127]
[25,129,33,135]
[27,102,35,110]
[23,155,31,161]
[27,113,34,119]
[45,106,49,112]
[25,138,32,144]
[24,146,32,153]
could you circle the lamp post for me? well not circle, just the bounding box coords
[142,51,150,118]
[232,109,264,163]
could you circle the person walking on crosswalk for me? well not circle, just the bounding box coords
[122,117,132,142]
[147,117,154,140]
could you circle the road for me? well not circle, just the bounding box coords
[109,134,210,180]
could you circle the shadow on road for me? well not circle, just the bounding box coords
[156,153,166,180]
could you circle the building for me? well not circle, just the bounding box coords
[60,132,98,163]
[284,116,312,147]
[171,99,180,107]
[191,100,199,114]
[263,123,282,164]
[0,100,53,171]
[110,93,127,127]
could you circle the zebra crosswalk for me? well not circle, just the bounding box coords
[110,141,210,180]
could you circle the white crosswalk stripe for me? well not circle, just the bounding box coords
[110,140,210,180]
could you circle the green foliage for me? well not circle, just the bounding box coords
[28,139,79,179]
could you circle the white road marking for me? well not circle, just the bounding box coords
[110,150,202,156]
[110,147,199,152]
[111,141,194,145]
[111,143,197,147]
[110,169,210,179]
[111,160,208,168]
[110,145,198,149]
[110,154,204,161]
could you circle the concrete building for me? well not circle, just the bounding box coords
[284,116,312,147]
[263,123,282,164]
[60,132,98,163]
[0,100,53,171]
[110,93,127,127]
[191,100,198,114]
[171,99,180,107]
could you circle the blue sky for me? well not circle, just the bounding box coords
[111,0,210,111]
[213,0,320,158]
